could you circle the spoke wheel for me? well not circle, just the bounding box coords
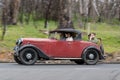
[83,49,99,65]
[19,48,38,65]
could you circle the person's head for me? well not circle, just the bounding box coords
[91,33,96,38]
[88,33,96,39]
[65,33,71,38]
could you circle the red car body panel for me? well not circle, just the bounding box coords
[22,38,50,54]
[22,38,99,58]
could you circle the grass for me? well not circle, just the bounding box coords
[82,23,120,53]
[0,20,57,52]
[0,21,120,54]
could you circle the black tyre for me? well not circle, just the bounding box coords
[19,48,38,65]
[14,55,23,64]
[74,60,84,65]
[83,49,99,65]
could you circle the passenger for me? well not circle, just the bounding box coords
[65,33,73,41]
[88,33,98,44]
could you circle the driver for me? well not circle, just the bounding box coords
[65,33,73,41]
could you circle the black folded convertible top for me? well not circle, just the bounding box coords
[50,28,81,34]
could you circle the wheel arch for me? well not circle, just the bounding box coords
[82,46,102,59]
[18,44,49,59]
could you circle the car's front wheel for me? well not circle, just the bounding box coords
[19,48,38,65]
[83,49,99,65]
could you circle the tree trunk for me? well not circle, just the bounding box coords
[58,0,74,29]
[1,0,8,40]
[79,0,84,16]
[7,0,21,25]
[44,0,52,28]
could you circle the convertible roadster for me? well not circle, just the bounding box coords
[14,28,104,65]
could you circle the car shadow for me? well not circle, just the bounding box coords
[12,62,103,67]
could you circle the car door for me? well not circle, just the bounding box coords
[66,41,83,58]
[48,40,82,58]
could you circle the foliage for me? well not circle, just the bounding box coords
[0,21,120,53]
[0,21,57,51]
[82,23,120,53]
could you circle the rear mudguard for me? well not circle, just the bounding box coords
[14,44,49,59]
[82,46,105,60]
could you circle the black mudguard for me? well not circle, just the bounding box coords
[14,44,49,59]
[82,46,105,60]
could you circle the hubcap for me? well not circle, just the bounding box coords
[89,53,94,60]
[26,53,32,59]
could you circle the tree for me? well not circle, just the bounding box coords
[10,0,21,25]
[58,0,74,29]
[2,0,21,25]
[1,0,8,40]
[1,0,120,28]
[44,0,52,28]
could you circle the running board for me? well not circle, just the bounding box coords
[53,58,82,60]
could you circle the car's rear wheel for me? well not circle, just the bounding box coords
[14,55,23,64]
[19,48,38,65]
[83,49,99,65]
[74,60,84,65]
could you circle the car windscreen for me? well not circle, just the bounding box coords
[49,32,81,40]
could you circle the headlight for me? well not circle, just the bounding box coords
[16,38,23,46]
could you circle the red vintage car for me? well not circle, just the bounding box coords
[14,28,104,65]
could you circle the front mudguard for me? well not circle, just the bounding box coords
[14,44,49,59]
[14,46,20,56]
